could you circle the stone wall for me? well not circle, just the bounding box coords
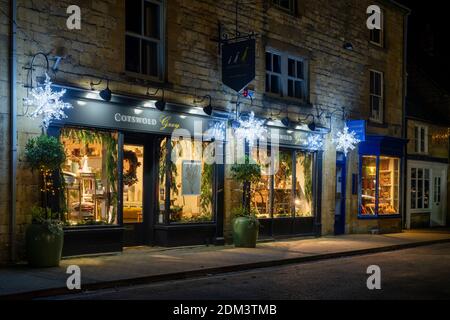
[0,0,11,263]
[0,0,407,262]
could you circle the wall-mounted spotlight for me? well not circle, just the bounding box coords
[194,95,213,116]
[147,87,166,111]
[99,79,112,102]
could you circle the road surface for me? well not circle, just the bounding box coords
[50,243,450,300]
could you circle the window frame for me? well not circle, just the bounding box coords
[157,137,218,225]
[265,48,309,104]
[358,154,402,219]
[125,0,166,81]
[250,147,316,220]
[271,0,295,14]
[414,124,429,154]
[369,7,384,47]
[369,69,384,124]
[409,167,431,212]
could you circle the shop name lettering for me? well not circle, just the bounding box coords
[114,113,180,130]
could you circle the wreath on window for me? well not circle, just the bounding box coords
[123,150,141,187]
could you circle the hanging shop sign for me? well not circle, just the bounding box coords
[222,39,256,92]
[346,120,366,142]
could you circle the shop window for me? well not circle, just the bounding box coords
[265,50,308,103]
[60,128,119,226]
[250,148,314,219]
[414,125,428,154]
[360,155,400,216]
[273,150,293,218]
[410,167,430,210]
[294,152,313,217]
[159,138,214,224]
[369,8,384,46]
[125,0,164,80]
[369,70,384,123]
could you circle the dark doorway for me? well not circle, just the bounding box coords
[334,152,346,235]
[122,134,157,246]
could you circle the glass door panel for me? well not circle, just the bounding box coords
[123,144,144,224]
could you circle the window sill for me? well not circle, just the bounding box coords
[367,120,388,128]
[263,93,311,108]
[269,4,296,16]
[358,214,401,220]
[369,41,386,51]
[121,71,171,88]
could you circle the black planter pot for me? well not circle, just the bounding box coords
[26,224,64,267]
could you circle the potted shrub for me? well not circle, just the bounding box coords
[24,135,66,267]
[230,156,261,248]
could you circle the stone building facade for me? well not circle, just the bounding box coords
[0,0,409,264]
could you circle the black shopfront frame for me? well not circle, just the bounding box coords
[250,144,323,239]
[49,86,226,256]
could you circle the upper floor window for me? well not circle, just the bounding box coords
[265,50,308,103]
[414,125,428,154]
[369,8,384,47]
[369,70,384,123]
[272,0,295,13]
[125,0,165,80]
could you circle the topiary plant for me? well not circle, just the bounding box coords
[230,156,261,214]
[25,135,66,219]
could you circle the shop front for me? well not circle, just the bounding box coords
[50,87,226,256]
[248,130,323,238]
[357,135,406,233]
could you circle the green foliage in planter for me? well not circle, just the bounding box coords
[30,206,63,236]
[230,156,261,184]
[231,206,259,219]
[231,156,261,212]
[25,135,67,219]
[25,135,66,171]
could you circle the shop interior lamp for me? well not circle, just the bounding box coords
[99,80,112,102]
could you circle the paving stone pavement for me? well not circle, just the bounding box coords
[1,230,450,298]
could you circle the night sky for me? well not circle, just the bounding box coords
[397,0,450,91]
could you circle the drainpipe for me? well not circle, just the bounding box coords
[9,0,17,263]
[401,11,410,230]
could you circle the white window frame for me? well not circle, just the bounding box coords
[125,0,166,81]
[414,124,428,154]
[265,48,309,104]
[369,70,384,124]
[369,8,384,47]
[409,167,431,212]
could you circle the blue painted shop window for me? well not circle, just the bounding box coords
[358,135,406,219]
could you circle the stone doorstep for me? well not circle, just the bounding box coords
[1,233,450,300]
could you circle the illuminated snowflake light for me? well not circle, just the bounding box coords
[208,121,226,141]
[306,134,324,151]
[333,125,360,156]
[24,73,73,129]
[234,112,267,146]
